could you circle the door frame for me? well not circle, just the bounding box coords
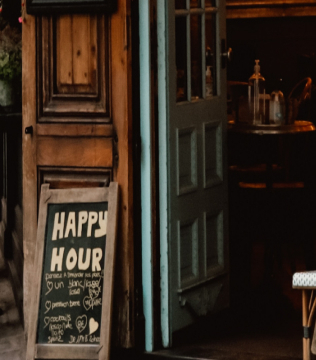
[139,0,154,352]
[157,0,170,349]
[139,0,170,351]
[140,0,229,351]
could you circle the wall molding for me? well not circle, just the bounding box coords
[227,1,316,18]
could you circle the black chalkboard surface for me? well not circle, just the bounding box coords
[37,201,108,344]
[26,183,118,360]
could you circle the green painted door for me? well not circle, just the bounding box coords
[159,0,229,345]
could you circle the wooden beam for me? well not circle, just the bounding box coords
[110,0,134,348]
[227,0,316,18]
[22,10,38,334]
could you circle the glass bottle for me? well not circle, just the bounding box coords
[248,60,265,125]
[269,84,285,125]
[205,46,213,97]
[206,65,212,97]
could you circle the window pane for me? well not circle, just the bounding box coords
[175,0,187,9]
[191,15,202,100]
[205,13,216,96]
[190,0,201,8]
[176,17,188,102]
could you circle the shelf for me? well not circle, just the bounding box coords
[226,1,316,18]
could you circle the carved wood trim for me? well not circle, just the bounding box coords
[36,123,113,137]
[38,167,112,195]
[227,0,316,18]
[37,15,110,122]
[37,136,113,167]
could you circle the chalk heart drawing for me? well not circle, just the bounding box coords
[83,296,92,311]
[45,301,51,313]
[76,315,87,333]
[89,318,99,335]
[44,317,50,328]
[89,287,100,299]
[46,281,53,295]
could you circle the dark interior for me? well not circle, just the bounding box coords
[226,15,316,359]
[145,15,316,360]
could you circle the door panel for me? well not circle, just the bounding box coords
[36,136,113,167]
[177,127,198,194]
[56,16,97,92]
[178,218,199,287]
[38,15,109,121]
[165,0,229,337]
[204,120,223,187]
[39,168,111,191]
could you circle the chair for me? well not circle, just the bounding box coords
[227,81,248,123]
[292,271,316,360]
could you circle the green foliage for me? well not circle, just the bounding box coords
[0,23,21,82]
[0,48,21,81]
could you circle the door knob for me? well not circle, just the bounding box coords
[222,48,232,62]
[25,126,33,135]
[221,39,232,69]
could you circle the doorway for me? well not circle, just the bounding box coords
[142,2,316,360]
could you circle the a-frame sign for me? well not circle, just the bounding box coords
[26,182,118,360]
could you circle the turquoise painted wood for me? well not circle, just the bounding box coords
[157,0,170,349]
[139,1,154,352]
[158,0,229,346]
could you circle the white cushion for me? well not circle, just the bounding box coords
[293,271,316,288]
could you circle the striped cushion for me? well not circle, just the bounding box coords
[293,271,316,288]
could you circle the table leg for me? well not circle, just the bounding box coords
[303,289,311,360]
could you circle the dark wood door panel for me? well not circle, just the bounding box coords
[38,167,111,192]
[37,136,113,167]
[36,123,113,137]
[38,14,109,122]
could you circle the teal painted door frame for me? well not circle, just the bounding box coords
[139,0,154,352]
[157,0,170,348]
[140,0,228,351]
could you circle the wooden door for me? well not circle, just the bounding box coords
[159,0,229,345]
[22,1,134,347]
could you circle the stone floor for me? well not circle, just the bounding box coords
[0,253,26,360]
[146,304,305,360]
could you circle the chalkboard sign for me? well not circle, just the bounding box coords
[26,183,118,360]
[26,0,117,15]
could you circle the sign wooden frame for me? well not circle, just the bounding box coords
[26,182,119,360]
[26,0,117,15]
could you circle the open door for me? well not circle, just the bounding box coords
[159,0,229,346]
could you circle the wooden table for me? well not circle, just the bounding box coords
[228,120,315,135]
[227,120,316,188]
[228,119,316,305]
